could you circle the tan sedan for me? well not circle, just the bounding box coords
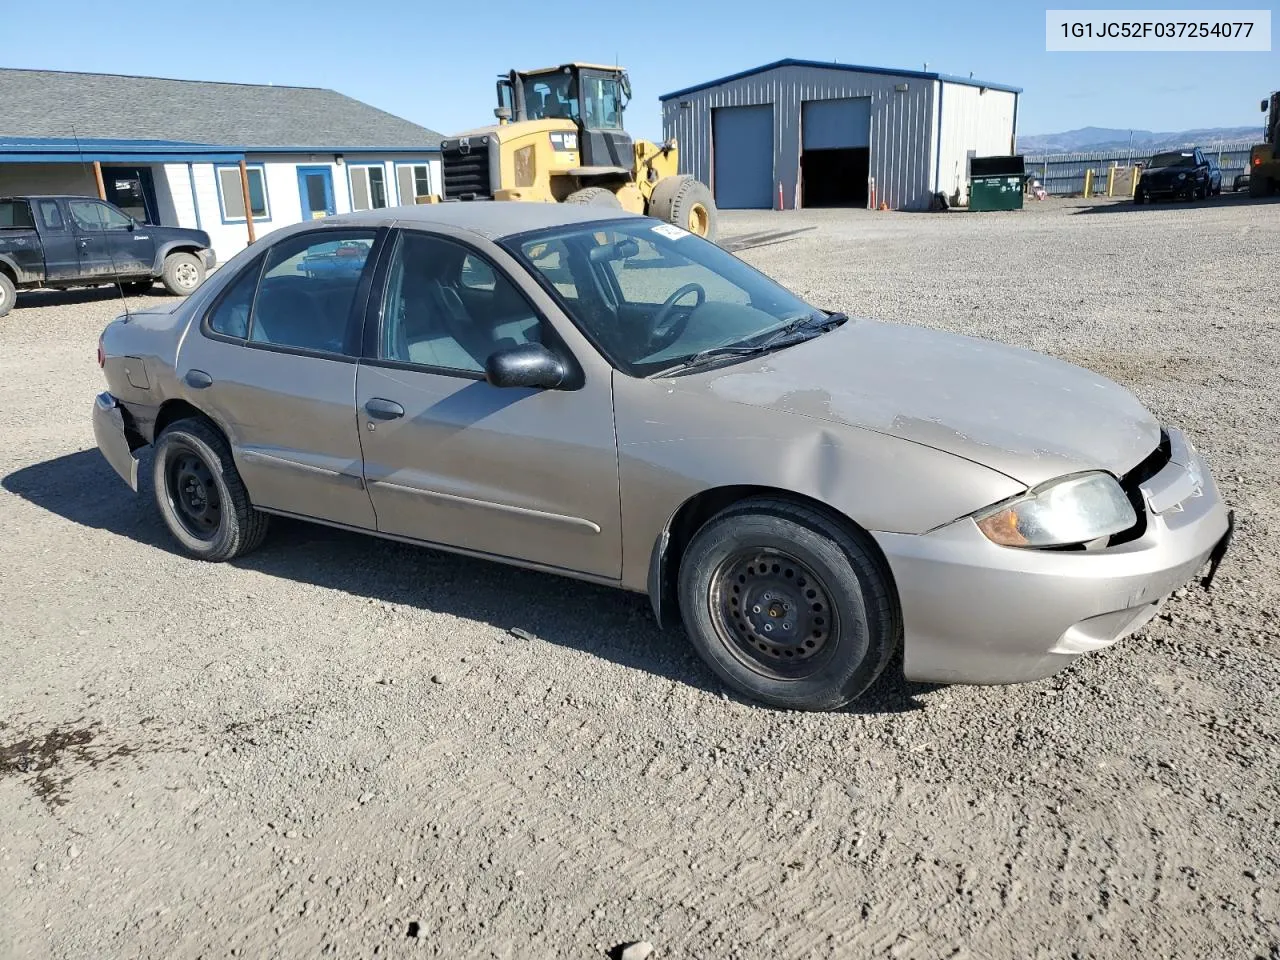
[93,203,1232,711]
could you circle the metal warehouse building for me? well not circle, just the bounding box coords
[661,59,1021,211]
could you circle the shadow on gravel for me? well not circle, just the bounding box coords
[1069,193,1280,215]
[14,286,171,309]
[4,449,939,715]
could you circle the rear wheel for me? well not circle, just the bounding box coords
[161,252,204,296]
[0,272,14,318]
[677,498,899,711]
[154,418,269,561]
[1133,188,1146,205]
[565,187,622,207]
[649,175,718,240]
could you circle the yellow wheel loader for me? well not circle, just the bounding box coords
[435,63,718,240]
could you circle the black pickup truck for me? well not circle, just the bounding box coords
[0,195,216,317]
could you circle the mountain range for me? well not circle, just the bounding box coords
[1018,125,1262,155]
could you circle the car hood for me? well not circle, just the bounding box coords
[1144,165,1194,179]
[672,319,1161,487]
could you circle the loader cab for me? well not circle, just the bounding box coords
[504,63,635,170]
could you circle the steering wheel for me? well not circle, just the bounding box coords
[647,282,705,352]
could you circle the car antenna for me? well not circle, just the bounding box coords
[71,123,130,320]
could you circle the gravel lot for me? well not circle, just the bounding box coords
[2,195,1278,959]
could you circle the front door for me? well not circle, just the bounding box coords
[297,166,335,221]
[66,198,155,278]
[101,166,159,223]
[354,229,622,578]
[176,228,383,530]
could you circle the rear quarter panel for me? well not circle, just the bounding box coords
[0,229,45,283]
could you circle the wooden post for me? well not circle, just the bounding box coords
[238,159,256,244]
[92,161,107,200]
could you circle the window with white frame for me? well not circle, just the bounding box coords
[396,163,433,204]
[217,165,270,222]
[349,164,389,211]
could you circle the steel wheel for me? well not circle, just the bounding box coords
[708,548,839,680]
[165,447,222,540]
[687,202,710,237]
[173,261,199,290]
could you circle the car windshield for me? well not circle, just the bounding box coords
[1150,152,1196,167]
[507,219,830,377]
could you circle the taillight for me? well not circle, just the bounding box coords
[97,336,105,368]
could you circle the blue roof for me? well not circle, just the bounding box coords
[659,58,1022,101]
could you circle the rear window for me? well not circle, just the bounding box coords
[0,200,35,228]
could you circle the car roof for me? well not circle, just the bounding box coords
[324,201,647,240]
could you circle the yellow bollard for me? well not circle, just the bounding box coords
[1084,169,1094,198]
[1106,166,1117,197]
[1132,167,1141,197]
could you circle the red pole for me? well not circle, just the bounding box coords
[777,180,784,210]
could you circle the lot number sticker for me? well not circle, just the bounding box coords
[652,223,691,240]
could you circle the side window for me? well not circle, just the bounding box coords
[380,232,541,374]
[37,200,65,231]
[205,257,263,339]
[69,200,131,231]
[459,254,496,292]
[248,232,376,354]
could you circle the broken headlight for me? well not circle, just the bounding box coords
[974,472,1137,548]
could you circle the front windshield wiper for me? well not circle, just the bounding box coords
[652,311,847,377]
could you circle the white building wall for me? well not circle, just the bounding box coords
[934,83,1018,202]
[662,64,938,211]
[188,152,441,262]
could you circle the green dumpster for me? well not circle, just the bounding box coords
[968,155,1026,211]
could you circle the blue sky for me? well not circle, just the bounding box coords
[7,0,1274,141]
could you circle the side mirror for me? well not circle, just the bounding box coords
[127,220,136,232]
[494,105,512,122]
[485,342,565,389]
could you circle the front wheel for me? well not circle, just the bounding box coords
[160,252,205,296]
[565,187,622,207]
[154,418,269,561]
[677,498,899,711]
[0,271,14,318]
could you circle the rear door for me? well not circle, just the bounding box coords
[67,198,154,277]
[175,227,385,529]
[354,227,622,578]
[34,200,80,281]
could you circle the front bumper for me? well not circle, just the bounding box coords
[92,392,139,492]
[873,428,1230,685]
[1143,180,1196,197]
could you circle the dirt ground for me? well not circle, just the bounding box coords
[2,195,1278,960]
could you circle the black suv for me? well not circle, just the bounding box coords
[1135,149,1215,203]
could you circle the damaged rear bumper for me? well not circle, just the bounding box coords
[93,392,139,492]
[873,428,1231,685]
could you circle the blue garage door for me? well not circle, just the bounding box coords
[713,104,774,209]
[801,97,871,149]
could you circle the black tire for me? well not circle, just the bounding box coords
[648,175,718,241]
[1133,189,1146,205]
[0,271,14,318]
[121,280,153,296]
[565,187,622,207]
[160,252,205,296]
[153,418,269,561]
[677,497,900,711]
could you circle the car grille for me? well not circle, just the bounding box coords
[440,142,493,200]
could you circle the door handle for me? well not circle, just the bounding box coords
[184,369,213,389]
[365,398,404,421]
